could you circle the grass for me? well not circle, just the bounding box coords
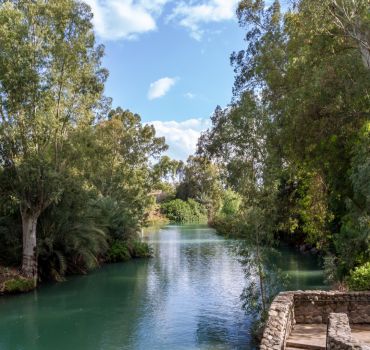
[0,266,35,294]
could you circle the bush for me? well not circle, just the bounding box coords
[212,214,241,236]
[161,199,207,223]
[220,189,242,216]
[106,240,152,262]
[130,241,152,258]
[106,241,131,263]
[3,277,35,294]
[187,198,207,220]
[347,262,370,291]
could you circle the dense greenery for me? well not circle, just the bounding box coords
[0,0,368,315]
[161,199,207,223]
[0,0,166,284]
[347,262,370,291]
[165,0,370,325]
[196,0,370,302]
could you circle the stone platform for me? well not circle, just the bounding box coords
[260,291,370,350]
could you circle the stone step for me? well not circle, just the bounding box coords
[286,324,327,350]
[286,341,326,350]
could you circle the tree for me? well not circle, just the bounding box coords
[88,108,167,228]
[330,0,370,69]
[200,0,370,287]
[0,0,107,282]
[176,156,223,220]
[298,0,370,69]
[153,156,184,182]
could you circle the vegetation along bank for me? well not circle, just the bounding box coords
[0,1,369,341]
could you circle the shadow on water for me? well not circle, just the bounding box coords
[0,225,324,350]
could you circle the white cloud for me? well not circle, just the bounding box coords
[85,0,170,40]
[184,92,195,99]
[148,77,177,100]
[148,118,211,160]
[86,0,239,41]
[168,0,239,40]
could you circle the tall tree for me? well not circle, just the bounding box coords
[200,0,370,284]
[87,108,167,227]
[0,0,107,282]
[298,0,370,69]
[176,156,223,220]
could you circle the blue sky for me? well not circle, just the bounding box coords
[86,0,245,160]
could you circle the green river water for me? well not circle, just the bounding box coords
[0,224,325,350]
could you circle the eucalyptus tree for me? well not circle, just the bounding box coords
[152,156,184,184]
[88,108,168,232]
[176,156,223,220]
[0,0,107,282]
[199,0,369,286]
[298,0,370,69]
[330,0,370,69]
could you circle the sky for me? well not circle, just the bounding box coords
[85,0,246,160]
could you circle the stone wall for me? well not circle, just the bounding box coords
[260,291,370,350]
[260,292,294,350]
[294,291,370,324]
[327,313,370,350]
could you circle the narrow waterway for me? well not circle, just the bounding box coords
[0,225,325,350]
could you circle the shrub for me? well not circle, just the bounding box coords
[38,208,108,280]
[106,240,152,262]
[187,198,207,220]
[161,199,207,223]
[347,262,370,291]
[161,199,191,222]
[212,214,241,236]
[106,241,131,263]
[220,189,242,216]
[130,241,152,258]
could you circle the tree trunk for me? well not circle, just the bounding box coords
[21,210,39,285]
[359,41,370,70]
[350,25,370,70]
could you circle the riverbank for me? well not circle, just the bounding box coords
[0,266,35,294]
[0,238,152,296]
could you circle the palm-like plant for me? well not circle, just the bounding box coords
[38,217,107,281]
[37,186,108,281]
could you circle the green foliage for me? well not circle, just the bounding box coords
[0,0,108,279]
[92,197,139,241]
[152,156,184,185]
[238,242,289,322]
[106,240,152,263]
[212,213,242,237]
[347,262,370,291]
[198,0,370,290]
[36,181,108,280]
[219,190,242,217]
[145,203,170,228]
[106,241,131,263]
[3,278,35,294]
[130,241,152,258]
[161,199,207,223]
[0,1,167,281]
[176,156,223,220]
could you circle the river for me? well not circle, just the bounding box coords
[0,224,325,350]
